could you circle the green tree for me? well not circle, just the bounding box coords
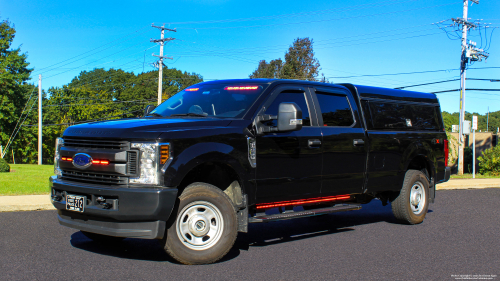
[281,38,320,80]
[0,19,35,161]
[441,111,459,132]
[68,68,135,101]
[249,37,321,81]
[250,59,283,79]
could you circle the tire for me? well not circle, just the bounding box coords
[391,169,429,225]
[81,231,125,243]
[160,182,238,265]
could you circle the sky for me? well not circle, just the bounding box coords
[2,0,499,115]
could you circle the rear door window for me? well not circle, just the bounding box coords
[315,92,354,127]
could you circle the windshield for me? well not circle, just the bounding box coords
[150,83,265,118]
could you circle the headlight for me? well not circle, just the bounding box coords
[54,137,64,177]
[129,143,160,185]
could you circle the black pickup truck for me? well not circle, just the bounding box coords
[50,79,451,264]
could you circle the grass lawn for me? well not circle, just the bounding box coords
[0,164,54,195]
[450,173,500,179]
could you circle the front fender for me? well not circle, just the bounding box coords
[163,142,251,190]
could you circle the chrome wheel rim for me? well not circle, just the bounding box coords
[410,181,426,215]
[176,201,224,251]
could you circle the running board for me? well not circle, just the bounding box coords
[249,204,362,223]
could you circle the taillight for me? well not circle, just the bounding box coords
[444,139,449,167]
[185,88,199,92]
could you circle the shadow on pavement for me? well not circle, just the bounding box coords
[70,232,171,262]
[70,200,404,264]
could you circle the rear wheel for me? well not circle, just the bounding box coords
[391,169,429,224]
[160,182,238,265]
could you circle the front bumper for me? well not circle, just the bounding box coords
[50,176,178,239]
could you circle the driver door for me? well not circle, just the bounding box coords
[255,86,323,203]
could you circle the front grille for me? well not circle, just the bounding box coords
[61,170,128,185]
[63,138,129,150]
[127,151,138,175]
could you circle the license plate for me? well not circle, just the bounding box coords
[66,194,86,212]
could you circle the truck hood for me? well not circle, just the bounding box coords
[63,117,233,140]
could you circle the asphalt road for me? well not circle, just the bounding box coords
[1,189,499,281]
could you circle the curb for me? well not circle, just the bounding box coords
[0,204,56,212]
[436,178,500,190]
[437,185,500,190]
[0,195,56,212]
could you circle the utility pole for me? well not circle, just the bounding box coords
[151,24,176,105]
[487,106,489,132]
[453,0,489,174]
[38,74,42,165]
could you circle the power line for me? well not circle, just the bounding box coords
[175,22,435,53]
[33,27,150,75]
[395,79,460,89]
[327,66,500,79]
[395,78,499,89]
[1,96,39,158]
[431,88,500,94]
[176,2,461,30]
[167,0,419,25]
[173,26,443,57]
[22,109,146,127]
[43,98,156,108]
[329,69,457,78]
[43,41,153,80]
[1,87,37,158]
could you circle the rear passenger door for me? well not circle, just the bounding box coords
[310,87,368,196]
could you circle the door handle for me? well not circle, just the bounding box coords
[353,139,365,146]
[308,139,322,148]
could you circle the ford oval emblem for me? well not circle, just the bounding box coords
[72,153,93,169]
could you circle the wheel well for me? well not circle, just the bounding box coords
[379,156,432,205]
[407,155,431,181]
[178,162,244,206]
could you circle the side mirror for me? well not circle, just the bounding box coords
[144,105,156,116]
[277,102,303,132]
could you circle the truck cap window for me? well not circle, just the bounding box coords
[369,101,442,130]
[150,84,264,118]
[316,92,354,127]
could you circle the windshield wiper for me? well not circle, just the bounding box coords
[170,113,208,117]
[146,113,163,117]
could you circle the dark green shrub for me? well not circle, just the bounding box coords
[464,147,473,173]
[478,146,500,176]
[0,158,10,172]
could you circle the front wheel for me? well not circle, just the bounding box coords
[160,182,238,265]
[391,170,429,224]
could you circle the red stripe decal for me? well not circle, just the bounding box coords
[256,195,351,209]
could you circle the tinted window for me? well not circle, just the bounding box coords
[369,101,441,130]
[316,92,354,126]
[361,100,373,129]
[411,105,442,130]
[265,91,311,126]
[369,102,411,129]
[151,84,265,118]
